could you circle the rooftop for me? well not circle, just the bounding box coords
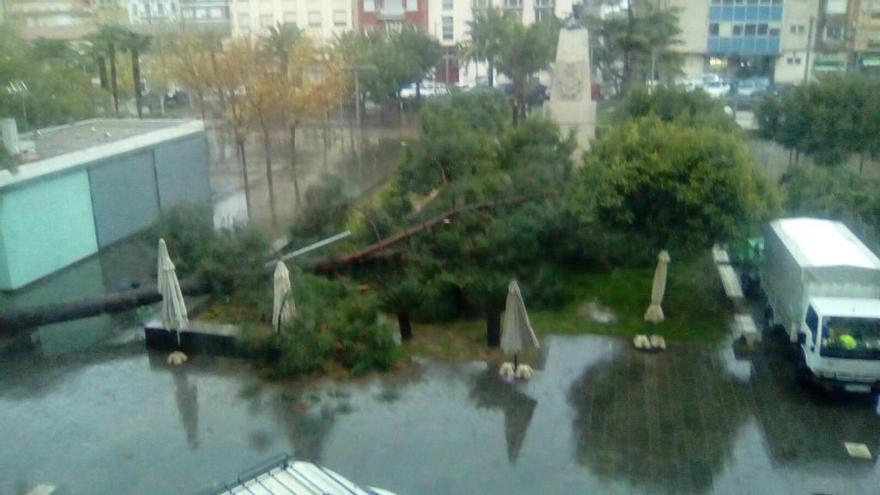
[0,118,203,190]
[22,119,185,161]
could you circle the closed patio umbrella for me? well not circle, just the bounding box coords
[158,238,189,346]
[272,261,295,333]
[501,280,540,371]
[644,250,671,323]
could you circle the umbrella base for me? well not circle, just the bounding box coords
[499,362,535,381]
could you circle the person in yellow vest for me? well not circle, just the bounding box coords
[838,332,858,350]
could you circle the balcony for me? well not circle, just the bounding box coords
[375,0,405,21]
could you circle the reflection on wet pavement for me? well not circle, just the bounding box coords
[0,335,878,495]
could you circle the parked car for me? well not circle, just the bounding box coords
[735,77,771,97]
[399,81,449,99]
[702,80,731,98]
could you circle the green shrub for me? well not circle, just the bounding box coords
[151,204,270,299]
[291,174,353,244]
[238,273,399,378]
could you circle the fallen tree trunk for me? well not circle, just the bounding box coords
[0,195,533,333]
[313,195,531,273]
[0,279,206,335]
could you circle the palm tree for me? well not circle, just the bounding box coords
[95,24,127,114]
[261,23,305,207]
[466,7,510,88]
[496,20,558,125]
[261,22,303,80]
[121,30,152,118]
[84,33,110,91]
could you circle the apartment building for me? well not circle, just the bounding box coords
[849,0,880,72]
[128,0,180,23]
[230,0,353,42]
[661,0,818,84]
[6,0,97,39]
[357,0,428,31]
[665,0,880,84]
[429,0,577,86]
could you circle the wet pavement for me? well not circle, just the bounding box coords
[1,331,878,495]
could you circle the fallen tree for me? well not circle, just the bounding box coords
[0,196,533,334]
[0,279,206,336]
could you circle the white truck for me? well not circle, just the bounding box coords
[762,218,880,393]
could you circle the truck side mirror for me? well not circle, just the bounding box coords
[797,333,807,345]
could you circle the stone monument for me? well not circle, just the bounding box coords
[548,27,596,152]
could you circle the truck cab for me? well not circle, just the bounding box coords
[799,297,880,393]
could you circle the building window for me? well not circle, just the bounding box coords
[709,23,719,36]
[769,27,780,36]
[442,15,453,40]
[308,10,321,27]
[757,23,768,35]
[745,23,756,35]
[333,9,347,26]
[790,24,804,34]
[472,0,489,9]
[787,55,802,65]
[442,0,453,10]
[535,0,553,20]
[504,0,522,9]
[824,25,843,41]
[406,0,418,12]
[282,11,296,23]
[733,24,743,35]
[364,0,375,13]
[238,12,250,29]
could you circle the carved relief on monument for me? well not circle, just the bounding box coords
[556,61,586,101]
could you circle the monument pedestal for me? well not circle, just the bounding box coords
[549,28,596,153]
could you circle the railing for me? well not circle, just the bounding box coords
[193,454,292,495]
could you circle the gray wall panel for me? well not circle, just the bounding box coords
[154,134,211,210]
[89,152,160,247]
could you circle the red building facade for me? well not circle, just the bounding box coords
[357,0,428,31]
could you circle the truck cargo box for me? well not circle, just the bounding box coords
[762,218,880,341]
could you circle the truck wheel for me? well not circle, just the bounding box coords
[796,350,811,386]
[764,305,777,331]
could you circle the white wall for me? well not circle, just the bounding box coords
[427,0,576,86]
[230,0,352,42]
[777,0,818,83]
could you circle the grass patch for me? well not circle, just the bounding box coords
[401,320,503,362]
[403,253,729,361]
[530,254,729,342]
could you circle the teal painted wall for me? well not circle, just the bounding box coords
[0,225,9,289]
[0,171,99,289]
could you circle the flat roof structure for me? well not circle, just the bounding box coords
[24,119,183,160]
[0,118,210,290]
[0,119,204,190]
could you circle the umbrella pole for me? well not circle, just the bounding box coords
[514,353,518,371]
[175,330,181,347]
